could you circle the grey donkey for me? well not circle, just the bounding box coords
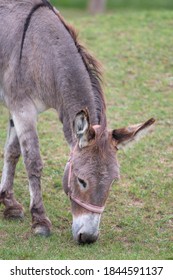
[0,0,155,244]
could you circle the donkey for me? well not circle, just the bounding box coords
[0,0,155,244]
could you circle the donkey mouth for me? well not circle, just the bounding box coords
[77,232,99,244]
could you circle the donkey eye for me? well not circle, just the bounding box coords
[77,177,87,188]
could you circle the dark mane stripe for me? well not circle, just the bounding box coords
[41,0,55,11]
[20,1,57,60]
[20,3,45,60]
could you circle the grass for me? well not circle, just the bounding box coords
[0,9,173,260]
[51,0,173,10]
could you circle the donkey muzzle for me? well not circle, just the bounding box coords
[72,213,101,244]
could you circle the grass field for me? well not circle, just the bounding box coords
[51,0,173,10]
[0,9,173,260]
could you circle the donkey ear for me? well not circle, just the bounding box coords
[112,118,155,150]
[73,109,95,148]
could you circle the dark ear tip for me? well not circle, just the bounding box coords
[145,118,156,126]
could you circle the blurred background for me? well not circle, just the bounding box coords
[51,0,173,13]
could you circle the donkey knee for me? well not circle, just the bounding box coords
[19,134,43,178]
[26,157,43,179]
[3,132,20,171]
[5,144,20,165]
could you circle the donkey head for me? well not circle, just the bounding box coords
[63,110,155,244]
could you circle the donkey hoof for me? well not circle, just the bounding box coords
[32,220,51,237]
[3,206,24,220]
[33,225,51,237]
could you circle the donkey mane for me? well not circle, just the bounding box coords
[56,11,106,127]
[20,0,106,127]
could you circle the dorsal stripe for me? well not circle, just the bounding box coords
[20,3,45,60]
[20,0,56,60]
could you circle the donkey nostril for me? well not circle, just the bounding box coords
[78,233,98,244]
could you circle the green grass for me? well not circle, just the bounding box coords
[0,9,173,260]
[51,0,173,10]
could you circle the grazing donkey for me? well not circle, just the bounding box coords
[0,0,155,244]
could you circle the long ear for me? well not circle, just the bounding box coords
[73,109,95,148]
[112,118,155,150]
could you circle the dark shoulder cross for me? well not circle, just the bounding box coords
[20,0,56,60]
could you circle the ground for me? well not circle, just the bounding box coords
[0,9,173,259]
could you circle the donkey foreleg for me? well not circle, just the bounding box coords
[0,118,24,219]
[12,107,51,236]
